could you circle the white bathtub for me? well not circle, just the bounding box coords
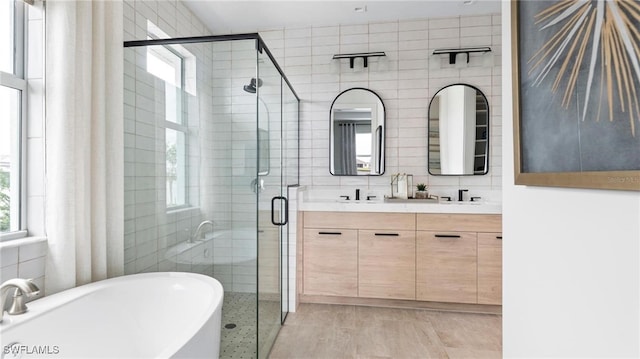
[0,272,223,358]
[165,229,258,266]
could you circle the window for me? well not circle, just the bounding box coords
[144,20,196,210]
[146,41,187,208]
[0,0,26,238]
[355,127,372,171]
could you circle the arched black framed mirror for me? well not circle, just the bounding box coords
[330,88,385,176]
[428,84,489,176]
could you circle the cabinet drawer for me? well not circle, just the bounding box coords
[303,229,358,297]
[478,232,502,305]
[358,230,416,300]
[304,211,415,231]
[416,231,477,304]
[417,214,501,232]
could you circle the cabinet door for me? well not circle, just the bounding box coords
[416,231,477,304]
[303,229,358,297]
[358,230,416,300]
[478,232,502,305]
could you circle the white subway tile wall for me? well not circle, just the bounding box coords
[263,14,502,202]
[0,238,47,300]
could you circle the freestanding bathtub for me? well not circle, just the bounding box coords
[164,229,258,266]
[0,272,223,358]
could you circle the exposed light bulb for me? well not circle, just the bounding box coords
[455,53,468,69]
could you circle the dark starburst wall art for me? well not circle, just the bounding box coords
[512,0,640,191]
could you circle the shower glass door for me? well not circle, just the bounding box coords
[282,82,299,322]
[125,34,298,359]
[256,47,284,358]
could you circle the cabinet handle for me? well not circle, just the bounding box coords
[374,233,399,236]
[496,236,502,240]
[435,234,461,238]
[318,231,342,235]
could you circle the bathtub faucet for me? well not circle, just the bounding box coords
[190,220,215,243]
[1,278,40,322]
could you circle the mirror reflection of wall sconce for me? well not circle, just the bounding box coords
[332,51,386,68]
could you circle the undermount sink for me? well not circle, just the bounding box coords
[440,201,482,205]
[383,197,438,203]
[335,199,379,204]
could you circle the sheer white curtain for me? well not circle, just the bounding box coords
[45,0,124,295]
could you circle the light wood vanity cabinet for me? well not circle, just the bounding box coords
[416,214,502,304]
[303,228,358,297]
[301,211,502,306]
[302,212,415,299]
[477,232,503,305]
[358,230,416,300]
[416,231,478,304]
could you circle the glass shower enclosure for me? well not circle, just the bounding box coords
[123,33,299,358]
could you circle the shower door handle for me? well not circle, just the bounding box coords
[271,196,288,226]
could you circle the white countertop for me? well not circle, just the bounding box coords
[299,199,502,214]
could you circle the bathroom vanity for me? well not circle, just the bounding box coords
[297,81,501,312]
[298,202,502,311]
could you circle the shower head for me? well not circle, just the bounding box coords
[243,78,263,93]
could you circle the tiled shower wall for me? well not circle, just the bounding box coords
[122,1,289,295]
[261,13,502,201]
[123,0,212,275]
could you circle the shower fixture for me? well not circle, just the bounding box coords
[243,78,263,93]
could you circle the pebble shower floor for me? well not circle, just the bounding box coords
[220,292,280,359]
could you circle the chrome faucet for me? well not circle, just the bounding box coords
[1,278,40,322]
[190,220,214,243]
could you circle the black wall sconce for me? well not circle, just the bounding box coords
[332,51,386,68]
[432,46,492,64]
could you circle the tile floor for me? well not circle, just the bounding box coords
[269,303,502,359]
[220,292,280,359]
[220,292,258,359]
